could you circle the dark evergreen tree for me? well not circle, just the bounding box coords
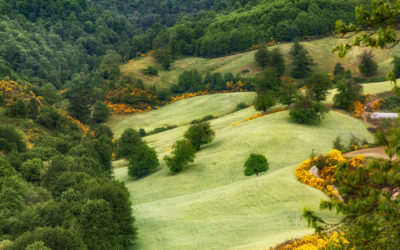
[359,51,378,77]
[92,101,110,124]
[392,56,400,78]
[128,144,159,178]
[290,41,315,78]
[305,73,332,102]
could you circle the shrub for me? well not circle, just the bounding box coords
[128,144,159,178]
[164,139,196,173]
[139,128,146,137]
[236,102,249,110]
[146,125,177,136]
[191,115,215,124]
[332,136,345,152]
[244,154,269,176]
[184,122,215,151]
[141,66,158,76]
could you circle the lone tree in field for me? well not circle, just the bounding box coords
[358,51,378,77]
[128,144,159,178]
[184,122,215,151]
[164,139,196,173]
[244,153,269,176]
[116,128,143,159]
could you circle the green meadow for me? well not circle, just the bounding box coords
[111,93,374,249]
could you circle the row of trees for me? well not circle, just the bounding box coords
[165,122,215,173]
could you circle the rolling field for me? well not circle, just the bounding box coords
[112,94,374,249]
[120,36,400,90]
[108,92,256,138]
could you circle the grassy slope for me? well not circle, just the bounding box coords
[108,92,256,138]
[120,36,400,90]
[112,95,374,249]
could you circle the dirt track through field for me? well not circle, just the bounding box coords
[343,146,397,161]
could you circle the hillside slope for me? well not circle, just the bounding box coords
[112,94,374,249]
[121,36,400,91]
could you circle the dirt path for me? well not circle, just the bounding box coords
[343,146,397,160]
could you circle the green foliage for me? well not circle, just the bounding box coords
[191,115,215,124]
[12,227,85,250]
[86,180,137,247]
[116,128,143,159]
[78,199,120,249]
[334,0,400,58]
[128,144,159,178]
[332,136,345,152]
[333,79,363,110]
[306,73,332,102]
[146,125,178,136]
[392,55,400,78]
[35,106,66,131]
[183,122,215,151]
[359,51,378,77]
[333,63,345,77]
[66,79,91,123]
[278,79,297,106]
[289,93,329,124]
[256,67,280,93]
[254,92,276,113]
[244,153,269,176]
[25,241,51,250]
[0,93,4,106]
[255,45,270,69]
[20,158,44,183]
[92,101,110,124]
[164,139,196,173]
[255,47,285,77]
[171,69,202,93]
[236,102,249,111]
[290,41,315,79]
[0,125,26,153]
[8,99,27,118]
[142,66,158,76]
[39,83,60,105]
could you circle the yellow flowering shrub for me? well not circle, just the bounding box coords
[273,231,349,250]
[353,101,364,118]
[295,149,347,198]
[0,79,43,106]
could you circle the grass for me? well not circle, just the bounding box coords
[120,36,400,90]
[107,92,256,138]
[112,94,374,249]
